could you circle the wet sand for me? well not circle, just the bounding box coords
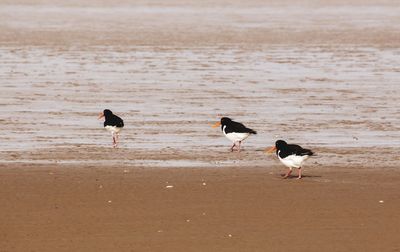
[1,0,400,251]
[1,162,400,251]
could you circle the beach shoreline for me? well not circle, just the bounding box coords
[1,0,400,251]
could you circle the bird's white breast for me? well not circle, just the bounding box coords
[278,151,309,169]
[105,125,122,134]
[223,125,250,142]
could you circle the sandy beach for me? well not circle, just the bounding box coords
[1,159,400,251]
[1,0,400,251]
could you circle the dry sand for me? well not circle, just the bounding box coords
[1,0,400,251]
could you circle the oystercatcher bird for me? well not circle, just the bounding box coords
[266,140,314,179]
[98,109,124,148]
[212,117,257,152]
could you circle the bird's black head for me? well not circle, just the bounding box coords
[103,109,113,117]
[220,117,232,125]
[275,140,288,150]
[212,117,232,129]
[99,109,114,121]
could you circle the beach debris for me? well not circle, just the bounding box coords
[108,200,112,203]
[379,200,384,203]
[186,219,190,222]
[353,136,359,140]
[228,234,232,238]
[202,182,207,186]
[157,230,163,233]
[165,185,174,189]
[99,185,103,189]
[123,169,129,173]
[202,212,206,216]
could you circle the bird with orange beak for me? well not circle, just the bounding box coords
[212,117,257,152]
[266,140,314,179]
[98,109,124,148]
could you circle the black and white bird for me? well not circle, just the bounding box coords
[98,109,124,148]
[267,140,314,179]
[212,117,257,152]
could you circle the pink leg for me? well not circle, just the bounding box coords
[230,142,236,152]
[282,168,292,179]
[237,141,242,152]
[297,167,302,179]
[112,134,117,148]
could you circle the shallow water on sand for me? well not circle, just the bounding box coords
[1,46,399,155]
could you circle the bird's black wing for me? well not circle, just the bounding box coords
[105,115,124,127]
[288,144,314,156]
[115,115,124,127]
[225,121,257,134]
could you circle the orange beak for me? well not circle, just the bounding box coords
[211,121,221,128]
[98,112,104,120]
[266,146,277,153]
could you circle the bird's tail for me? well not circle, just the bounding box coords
[305,149,314,156]
[249,129,257,134]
